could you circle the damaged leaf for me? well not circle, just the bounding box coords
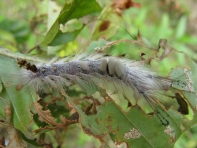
[170,67,197,111]
[69,96,184,148]
[34,100,62,126]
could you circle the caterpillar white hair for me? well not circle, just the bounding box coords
[17,55,174,107]
[18,56,171,97]
[0,44,192,127]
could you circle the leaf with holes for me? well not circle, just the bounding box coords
[68,94,185,148]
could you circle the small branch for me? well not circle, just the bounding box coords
[26,44,40,54]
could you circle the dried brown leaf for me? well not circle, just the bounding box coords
[112,0,140,15]
[37,134,53,148]
[85,103,93,115]
[34,126,59,134]
[158,39,174,60]
[34,117,78,134]
[34,102,61,126]
[61,116,78,125]
[34,94,78,134]
[0,135,5,148]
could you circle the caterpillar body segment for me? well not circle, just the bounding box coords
[79,61,89,71]
[100,59,108,73]
[115,61,127,78]
[107,58,116,76]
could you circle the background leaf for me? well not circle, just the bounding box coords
[175,16,187,39]
[0,19,30,44]
[41,0,101,46]
[48,26,84,46]
[58,0,101,24]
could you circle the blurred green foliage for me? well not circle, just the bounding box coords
[0,0,197,147]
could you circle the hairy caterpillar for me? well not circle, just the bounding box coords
[2,49,190,126]
[18,56,172,97]
[14,54,180,124]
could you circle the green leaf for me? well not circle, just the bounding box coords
[157,14,172,38]
[0,78,2,93]
[175,16,186,39]
[68,96,184,147]
[189,61,197,92]
[41,0,101,46]
[170,68,188,90]
[41,20,60,46]
[183,61,197,127]
[170,67,197,111]
[0,19,30,43]
[59,0,101,24]
[87,38,108,53]
[21,132,41,147]
[0,49,37,134]
[48,26,84,46]
[0,97,6,120]
[169,64,197,130]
